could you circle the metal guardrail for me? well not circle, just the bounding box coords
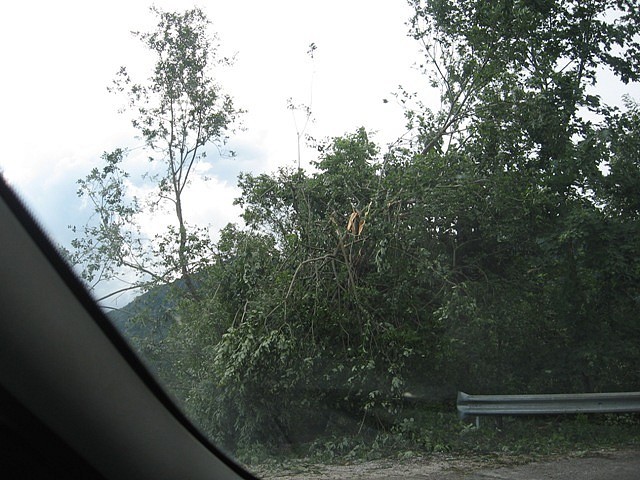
[457,391,640,425]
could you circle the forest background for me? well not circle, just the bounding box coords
[68,0,640,461]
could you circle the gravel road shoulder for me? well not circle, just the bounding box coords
[253,448,640,479]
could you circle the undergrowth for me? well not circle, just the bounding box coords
[240,409,640,467]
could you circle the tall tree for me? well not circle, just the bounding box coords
[70,7,239,300]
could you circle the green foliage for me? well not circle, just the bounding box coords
[70,7,238,300]
[69,149,142,289]
[79,0,640,462]
[251,410,639,467]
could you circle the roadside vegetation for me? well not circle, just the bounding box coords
[248,411,640,473]
[69,0,640,466]
[298,412,640,461]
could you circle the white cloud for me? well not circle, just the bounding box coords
[1,1,421,217]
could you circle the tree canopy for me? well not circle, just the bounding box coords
[70,1,640,456]
[70,7,238,300]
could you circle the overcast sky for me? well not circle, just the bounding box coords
[1,1,638,305]
[0,0,423,241]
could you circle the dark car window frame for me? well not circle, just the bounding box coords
[0,175,257,479]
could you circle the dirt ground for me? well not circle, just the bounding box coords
[252,448,640,479]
